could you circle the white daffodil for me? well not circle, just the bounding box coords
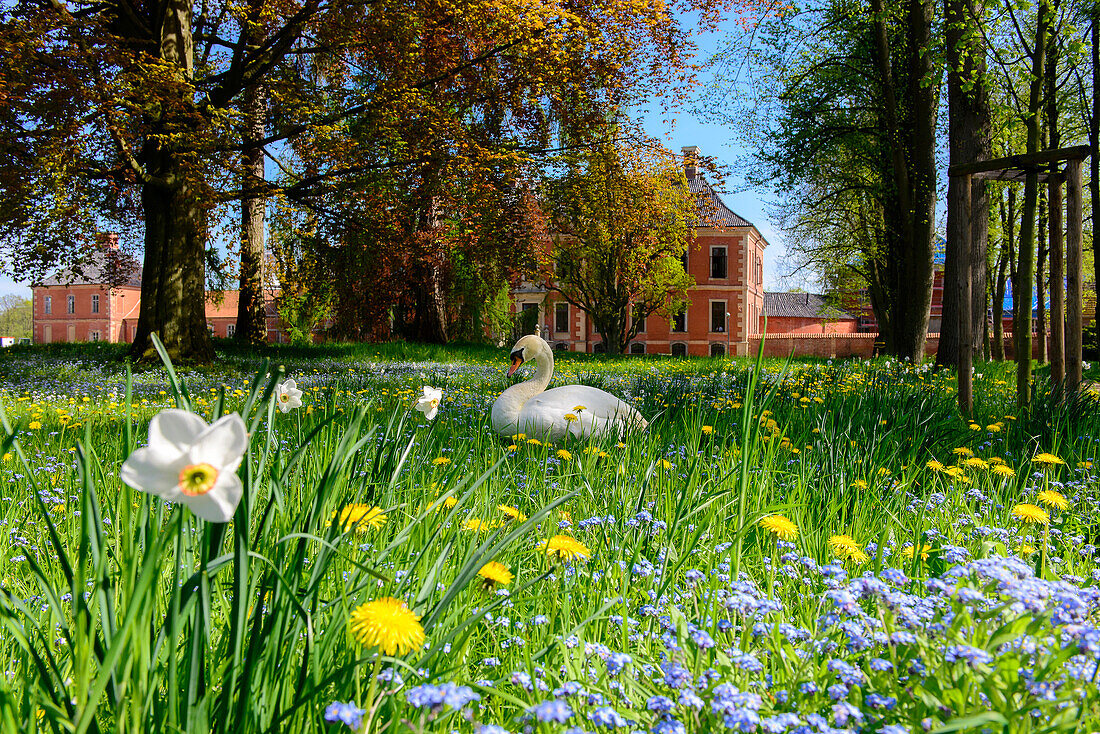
[275,379,304,413]
[119,409,248,523]
[415,386,443,420]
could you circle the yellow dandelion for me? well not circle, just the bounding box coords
[962,457,989,470]
[758,514,798,541]
[900,544,931,561]
[988,456,1005,465]
[332,504,387,532]
[851,480,868,490]
[563,413,579,423]
[952,447,974,457]
[926,460,945,472]
[573,405,587,412]
[506,444,518,451]
[498,504,528,522]
[537,534,591,562]
[477,561,514,588]
[986,424,1001,433]
[512,433,527,441]
[968,423,981,431]
[701,425,714,435]
[349,598,425,655]
[1018,544,1037,556]
[432,456,452,466]
[556,449,573,461]
[828,534,861,556]
[2,452,11,463]
[615,442,626,449]
[1033,452,1065,466]
[1011,503,1049,526]
[526,438,543,446]
[463,518,495,533]
[1036,490,1069,511]
[992,464,1015,478]
[659,459,673,470]
[28,421,41,430]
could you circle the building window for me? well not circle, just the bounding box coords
[671,342,688,357]
[555,303,569,333]
[710,246,727,279]
[711,301,727,332]
[67,295,75,314]
[44,296,51,314]
[593,342,607,353]
[90,331,101,342]
[519,302,538,335]
[631,304,646,333]
[680,249,689,272]
[629,342,645,355]
[555,342,569,351]
[710,343,726,357]
[91,294,99,314]
[227,323,236,338]
[672,308,687,333]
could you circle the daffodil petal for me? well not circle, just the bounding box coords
[187,414,248,472]
[184,473,243,522]
[147,409,209,460]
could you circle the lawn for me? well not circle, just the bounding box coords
[1,341,1098,734]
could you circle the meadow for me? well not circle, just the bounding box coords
[1,340,1098,734]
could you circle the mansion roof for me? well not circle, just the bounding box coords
[764,292,856,320]
[35,249,142,289]
[687,174,753,229]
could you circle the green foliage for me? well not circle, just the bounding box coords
[0,294,30,339]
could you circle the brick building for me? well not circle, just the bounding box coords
[32,237,285,343]
[513,147,770,356]
[762,293,859,334]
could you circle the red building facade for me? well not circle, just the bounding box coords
[513,147,770,356]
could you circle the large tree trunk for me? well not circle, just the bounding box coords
[236,78,268,346]
[871,0,938,362]
[1014,0,1051,406]
[128,0,213,363]
[130,149,214,363]
[1092,9,1099,352]
[939,0,991,369]
[1037,186,1048,362]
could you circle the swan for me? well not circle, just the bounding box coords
[490,335,648,440]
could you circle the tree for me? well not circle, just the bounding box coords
[0,294,31,338]
[710,0,942,360]
[937,0,992,369]
[544,138,696,355]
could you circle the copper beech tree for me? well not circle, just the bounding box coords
[544,139,697,355]
[0,0,733,359]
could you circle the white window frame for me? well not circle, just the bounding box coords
[66,294,75,314]
[44,296,52,314]
[227,323,236,338]
[90,330,101,342]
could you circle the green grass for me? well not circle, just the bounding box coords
[0,341,1098,734]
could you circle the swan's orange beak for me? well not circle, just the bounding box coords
[507,351,524,377]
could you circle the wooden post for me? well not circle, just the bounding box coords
[1065,157,1083,392]
[1048,175,1064,389]
[958,173,973,416]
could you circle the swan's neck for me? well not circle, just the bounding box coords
[493,348,554,433]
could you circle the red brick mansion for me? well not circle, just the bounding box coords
[31,236,284,344]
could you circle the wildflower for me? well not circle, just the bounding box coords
[986,424,1001,432]
[406,681,480,710]
[538,534,591,562]
[962,457,989,470]
[851,479,867,490]
[332,504,387,532]
[557,449,573,461]
[952,447,973,457]
[324,701,366,730]
[1033,452,1065,466]
[498,504,527,522]
[478,562,514,589]
[2,452,10,462]
[526,438,543,446]
[758,514,798,541]
[1018,544,1037,556]
[926,459,945,472]
[589,706,629,728]
[968,423,981,431]
[415,386,443,420]
[828,535,860,555]
[992,464,1015,478]
[463,518,494,533]
[275,379,303,413]
[529,700,573,723]
[563,413,579,423]
[119,409,248,523]
[28,421,41,430]
[349,597,425,655]
[701,425,714,435]
[1011,503,1049,526]
[659,459,673,470]
[1036,490,1069,511]
[900,544,931,561]
[573,405,586,412]
[432,456,451,466]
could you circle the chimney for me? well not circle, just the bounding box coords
[681,145,700,179]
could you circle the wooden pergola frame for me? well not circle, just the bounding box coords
[947,144,1090,415]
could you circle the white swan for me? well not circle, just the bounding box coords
[490,335,648,440]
